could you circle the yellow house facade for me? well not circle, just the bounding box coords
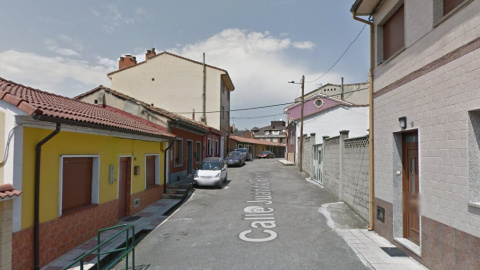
[0,77,175,270]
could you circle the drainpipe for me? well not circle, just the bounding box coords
[202,53,206,124]
[34,123,61,270]
[352,11,374,231]
[163,140,175,193]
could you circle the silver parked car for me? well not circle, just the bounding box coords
[193,157,228,188]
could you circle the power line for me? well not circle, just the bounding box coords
[306,24,367,84]
[172,101,296,114]
[172,87,369,115]
[232,113,284,120]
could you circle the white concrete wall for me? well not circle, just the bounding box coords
[109,53,226,131]
[295,106,369,145]
[372,0,480,237]
[0,102,26,233]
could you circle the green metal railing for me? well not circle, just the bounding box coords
[62,224,135,270]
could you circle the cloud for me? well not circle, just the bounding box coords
[293,41,315,50]
[0,50,114,97]
[168,28,339,128]
[88,4,153,33]
[44,35,84,56]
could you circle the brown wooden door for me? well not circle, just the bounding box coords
[118,157,131,219]
[402,132,420,244]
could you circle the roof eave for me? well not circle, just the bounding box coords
[36,115,175,141]
[350,0,382,16]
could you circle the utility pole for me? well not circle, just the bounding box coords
[299,75,305,172]
[288,76,305,172]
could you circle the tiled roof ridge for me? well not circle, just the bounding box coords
[0,183,22,199]
[0,78,111,117]
[107,51,229,76]
[80,85,215,132]
[0,78,175,139]
[230,134,285,147]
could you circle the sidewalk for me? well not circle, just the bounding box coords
[42,198,183,270]
[319,202,427,270]
[278,159,295,166]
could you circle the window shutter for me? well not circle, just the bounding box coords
[146,156,156,187]
[443,0,464,15]
[383,5,404,61]
[62,157,93,211]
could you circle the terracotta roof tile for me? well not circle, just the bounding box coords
[0,78,175,139]
[75,85,220,134]
[0,184,21,199]
[230,135,285,147]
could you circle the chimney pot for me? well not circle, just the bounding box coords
[118,54,137,70]
[146,48,156,60]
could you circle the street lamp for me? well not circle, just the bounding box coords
[289,75,305,172]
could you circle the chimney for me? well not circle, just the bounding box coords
[146,48,156,60]
[119,55,137,70]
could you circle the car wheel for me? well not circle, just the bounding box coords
[224,173,228,182]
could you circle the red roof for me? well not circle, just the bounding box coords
[230,135,285,147]
[75,85,220,134]
[0,184,21,200]
[0,78,175,139]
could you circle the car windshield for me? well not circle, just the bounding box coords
[200,161,222,170]
[237,149,247,152]
[261,151,271,154]
[227,152,241,158]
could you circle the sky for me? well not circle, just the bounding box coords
[0,0,370,130]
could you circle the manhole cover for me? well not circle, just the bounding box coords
[123,216,141,222]
[381,247,408,257]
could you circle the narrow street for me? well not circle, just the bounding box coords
[131,159,369,270]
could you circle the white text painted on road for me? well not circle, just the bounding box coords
[239,178,278,242]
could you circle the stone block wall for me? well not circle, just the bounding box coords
[323,136,341,196]
[342,136,370,221]
[305,131,370,222]
[302,135,313,176]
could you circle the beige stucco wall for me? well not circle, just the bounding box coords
[109,53,227,131]
[0,200,13,270]
[372,0,480,236]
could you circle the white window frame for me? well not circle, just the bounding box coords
[215,140,219,156]
[58,155,100,217]
[145,154,160,188]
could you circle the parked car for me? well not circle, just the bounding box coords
[224,151,246,167]
[257,150,275,159]
[193,157,227,188]
[235,148,252,161]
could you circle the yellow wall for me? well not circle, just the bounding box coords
[21,127,167,229]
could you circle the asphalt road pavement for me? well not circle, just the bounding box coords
[128,159,370,270]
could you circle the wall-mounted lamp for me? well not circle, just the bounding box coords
[399,116,407,129]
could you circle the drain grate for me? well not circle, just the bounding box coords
[381,247,408,257]
[123,216,141,222]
